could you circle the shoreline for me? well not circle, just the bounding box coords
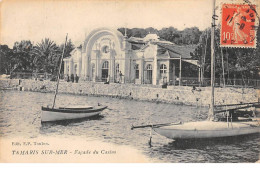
[0,79,258,107]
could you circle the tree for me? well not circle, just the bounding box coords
[193,25,260,84]
[145,27,158,34]
[60,39,75,74]
[118,27,154,38]
[0,44,13,74]
[130,28,147,38]
[32,38,61,74]
[158,27,179,42]
[182,27,201,45]
[117,28,129,37]
[12,40,34,72]
[61,39,75,59]
[118,27,202,45]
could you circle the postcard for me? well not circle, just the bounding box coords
[0,0,259,163]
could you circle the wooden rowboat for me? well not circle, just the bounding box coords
[153,119,260,140]
[41,105,107,122]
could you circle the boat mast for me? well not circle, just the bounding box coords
[208,0,216,120]
[52,34,68,109]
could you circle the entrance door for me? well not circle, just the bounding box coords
[102,61,109,82]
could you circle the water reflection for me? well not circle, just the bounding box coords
[150,133,260,162]
[41,115,104,127]
[164,133,259,150]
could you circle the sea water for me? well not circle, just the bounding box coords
[0,90,259,162]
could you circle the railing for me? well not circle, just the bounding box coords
[8,72,260,88]
[175,77,260,88]
[10,72,59,81]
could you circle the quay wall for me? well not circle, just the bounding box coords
[0,79,258,106]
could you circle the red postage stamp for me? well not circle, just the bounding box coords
[221,4,257,48]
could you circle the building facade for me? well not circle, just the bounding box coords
[64,28,199,85]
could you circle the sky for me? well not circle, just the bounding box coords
[0,0,258,47]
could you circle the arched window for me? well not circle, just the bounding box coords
[102,46,110,53]
[135,64,139,79]
[102,61,109,69]
[102,61,109,82]
[147,64,152,70]
[92,64,95,80]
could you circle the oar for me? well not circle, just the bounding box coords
[98,103,113,111]
[131,121,182,130]
[32,111,41,124]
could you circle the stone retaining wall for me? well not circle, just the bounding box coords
[0,79,258,106]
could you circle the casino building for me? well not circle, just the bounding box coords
[64,28,199,85]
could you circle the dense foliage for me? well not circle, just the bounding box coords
[0,38,74,75]
[0,26,259,81]
[118,26,259,80]
[192,25,260,80]
[118,26,202,45]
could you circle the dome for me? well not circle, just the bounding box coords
[83,27,124,53]
[144,34,159,41]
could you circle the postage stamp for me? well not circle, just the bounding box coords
[221,3,257,48]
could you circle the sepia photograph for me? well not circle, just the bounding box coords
[0,0,260,164]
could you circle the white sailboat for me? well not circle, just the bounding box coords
[153,120,260,140]
[132,0,260,139]
[153,0,260,139]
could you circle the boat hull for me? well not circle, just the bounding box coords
[41,105,107,122]
[153,120,260,140]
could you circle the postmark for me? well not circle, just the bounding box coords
[221,3,257,48]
